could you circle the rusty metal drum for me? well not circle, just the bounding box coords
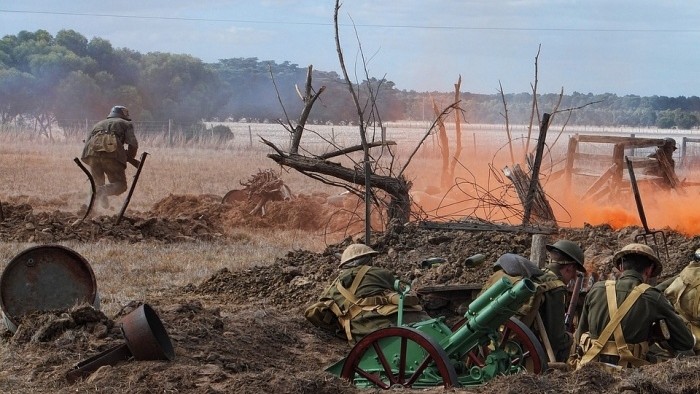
[0,244,98,332]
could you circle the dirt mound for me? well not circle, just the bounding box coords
[4,196,700,393]
[0,193,343,243]
[194,223,700,316]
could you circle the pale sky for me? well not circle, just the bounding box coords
[1,1,699,97]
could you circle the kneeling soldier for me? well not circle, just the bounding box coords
[573,243,694,369]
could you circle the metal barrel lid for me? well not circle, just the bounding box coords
[0,244,97,330]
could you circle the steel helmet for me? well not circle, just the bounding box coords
[107,105,131,121]
[546,239,585,272]
[612,243,662,277]
[339,244,378,268]
[494,253,543,278]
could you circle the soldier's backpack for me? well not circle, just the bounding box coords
[664,261,700,351]
[479,254,564,327]
[304,265,423,343]
[90,130,118,153]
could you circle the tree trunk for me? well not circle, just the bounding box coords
[266,152,411,223]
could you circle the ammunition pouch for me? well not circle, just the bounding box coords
[304,299,342,332]
[577,332,649,369]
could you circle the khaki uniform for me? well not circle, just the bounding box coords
[539,264,572,362]
[662,261,700,353]
[575,270,693,367]
[319,265,428,343]
[81,117,138,197]
[480,265,569,362]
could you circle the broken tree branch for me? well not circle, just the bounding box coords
[317,141,396,160]
[523,113,551,225]
[499,80,516,165]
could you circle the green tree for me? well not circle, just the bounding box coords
[0,68,35,123]
[55,29,88,57]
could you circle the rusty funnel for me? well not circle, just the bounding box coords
[66,303,174,383]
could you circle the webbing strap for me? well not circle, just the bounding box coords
[336,266,370,305]
[605,282,651,367]
[349,265,371,294]
[579,281,650,366]
[335,265,371,342]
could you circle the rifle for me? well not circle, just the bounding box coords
[564,272,584,333]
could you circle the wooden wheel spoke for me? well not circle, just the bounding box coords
[497,325,513,349]
[340,327,458,389]
[452,317,547,376]
[467,350,486,367]
[372,340,396,384]
[397,336,407,383]
[405,355,433,386]
[354,367,390,389]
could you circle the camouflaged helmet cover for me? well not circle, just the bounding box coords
[108,105,131,121]
[613,243,662,277]
[546,239,586,273]
[339,244,378,268]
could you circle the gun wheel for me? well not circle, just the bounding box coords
[340,326,459,389]
[453,316,548,374]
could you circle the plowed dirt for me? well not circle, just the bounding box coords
[1,195,700,394]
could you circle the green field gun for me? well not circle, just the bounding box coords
[326,276,546,389]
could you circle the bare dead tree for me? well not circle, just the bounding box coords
[498,81,516,165]
[449,76,463,181]
[525,44,542,156]
[264,1,452,240]
[398,102,461,178]
[432,98,451,189]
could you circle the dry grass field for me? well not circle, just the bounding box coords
[0,130,343,316]
[2,125,700,393]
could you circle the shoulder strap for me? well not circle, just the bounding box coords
[539,278,566,292]
[349,265,371,294]
[580,281,651,365]
[336,265,371,305]
[606,282,651,367]
[333,265,372,342]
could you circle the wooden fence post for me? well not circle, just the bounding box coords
[531,234,547,268]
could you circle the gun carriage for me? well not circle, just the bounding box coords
[327,276,548,389]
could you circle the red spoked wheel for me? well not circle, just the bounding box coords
[340,326,459,389]
[452,316,548,374]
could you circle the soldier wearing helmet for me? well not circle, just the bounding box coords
[535,239,587,362]
[305,243,429,343]
[645,137,678,187]
[81,106,139,209]
[475,244,582,363]
[573,243,693,369]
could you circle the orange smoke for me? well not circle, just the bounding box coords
[404,142,700,236]
[552,184,700,236]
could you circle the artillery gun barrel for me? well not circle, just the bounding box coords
[440,278,536,356]
[464,276,513,318]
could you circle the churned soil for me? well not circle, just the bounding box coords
[1,195,700,393]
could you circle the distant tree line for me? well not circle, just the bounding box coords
[1,29,699,136]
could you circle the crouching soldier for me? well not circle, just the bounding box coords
[659,248,700,355]
[480,247,581,363]
[304,244,430,343]
[573,243,694,370]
